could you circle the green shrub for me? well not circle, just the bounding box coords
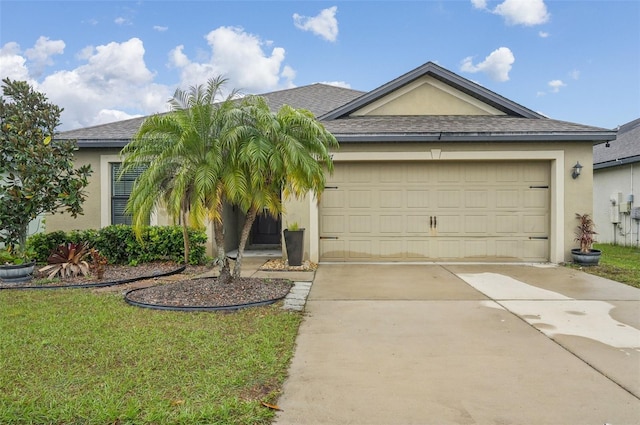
[26,231,67,262]
[26,225,207,265]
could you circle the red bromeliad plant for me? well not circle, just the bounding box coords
[574,213,597,253]
[39,242,91,279]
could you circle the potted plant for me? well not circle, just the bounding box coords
[571,213,601,266]
[0,245,36,283]
[283,222,305,266]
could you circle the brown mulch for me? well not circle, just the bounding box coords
[2,261,294,309]
[126,277,293,308]
[16,261,191,287]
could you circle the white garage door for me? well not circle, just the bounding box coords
[319,161,550,262]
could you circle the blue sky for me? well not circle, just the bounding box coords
[1,0,638,131]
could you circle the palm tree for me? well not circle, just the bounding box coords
[120,77,240,280]
[227,96,338,279]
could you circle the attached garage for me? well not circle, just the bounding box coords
[319,161,550,262]
[54,61,617,265]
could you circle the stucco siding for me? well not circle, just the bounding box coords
[351,75,505,117]
[44,148,118,233]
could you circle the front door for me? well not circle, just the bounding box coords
[250,211,282,245]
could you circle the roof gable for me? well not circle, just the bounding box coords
[321,61,544,120]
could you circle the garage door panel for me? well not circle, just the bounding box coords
[348,240,372,258]
[524,214,547,233]
[437,190,462,208]
[465,190,489,208]
[322,189,344,208]
[380,190,402,207]
[524,190,549,209]
[496,190,519,208]
[379,240,403,258]
[321,214,344,233]
[349,215,371,233]
[380,215,403,233]
[496,215,519,233]
[319,161,550,262]
[349,191,372,208]
[407,190,430,208]
[407,240,430,258]
[464,215,488,234]
[407,215,429,233]
[435,215,461,234]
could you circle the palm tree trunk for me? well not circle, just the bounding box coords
[181,208,190,265]
[214,203,231,283]
[233,207,259,279]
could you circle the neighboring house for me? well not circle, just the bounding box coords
[593,118,640,246]
[51,61,615,264]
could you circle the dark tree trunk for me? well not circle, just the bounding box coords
[181,208,190,265]
[214,203,231,284]
[233,207,259,280]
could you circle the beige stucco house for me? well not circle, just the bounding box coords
[593,118,640,246]
[52,62,615,264]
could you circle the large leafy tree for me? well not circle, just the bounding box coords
[229,96,337,278]
[0,78,92,253]
[120,77,239,276]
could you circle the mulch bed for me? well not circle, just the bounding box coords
[2,261,295,310]
[0,261,189,288]
[126,277,293,308]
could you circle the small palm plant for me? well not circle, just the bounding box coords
[39,242,91,279]
[574,213,597,253]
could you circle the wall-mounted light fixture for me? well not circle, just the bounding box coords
[571,161,583,179]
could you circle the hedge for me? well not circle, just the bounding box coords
[27,225,208,265]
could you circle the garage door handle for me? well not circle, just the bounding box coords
[429,216,433,229]
[434,216,437,228]
[529,236,548,240]
[320,236,339,240]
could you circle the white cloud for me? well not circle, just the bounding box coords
[0,42,31,82]
[471,0,487,9]
[169,26,295,94]
[293,6,339,42]
[548,79,566,93]
[538,31,549,38]
[460,47,515,82]
[472,0,550,26]
[114,17,131,26]
[493,0,550,26]
[319,80,351,89]
[33,37,171,129]
[24,36,65,78]
[153,25,168,32]
[569,69,580,80]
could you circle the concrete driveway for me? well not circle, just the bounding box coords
[275,264,640,425]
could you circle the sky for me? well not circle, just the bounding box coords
[0,0,638,131]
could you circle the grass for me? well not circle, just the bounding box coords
[568,243,640,289]
[0,289,302,424]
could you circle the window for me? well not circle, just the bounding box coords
[111,163,145,225]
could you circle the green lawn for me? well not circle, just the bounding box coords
[0,289,302,424]
[570,243,640,289]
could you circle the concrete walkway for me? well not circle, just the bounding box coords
[275,264,640,425]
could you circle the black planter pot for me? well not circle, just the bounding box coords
[571,249,601,266]
[283,229,305,266]
[0,261,36,283]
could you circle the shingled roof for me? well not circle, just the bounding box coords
[57,83,366,147]
[593,118,640,169]
[57,61,616,147]
[324,115,614,142]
